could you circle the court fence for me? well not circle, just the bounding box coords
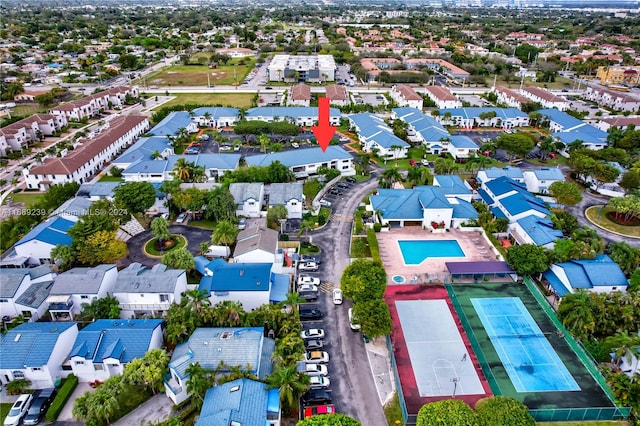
[386,335,414,425]
[527,407,631,422]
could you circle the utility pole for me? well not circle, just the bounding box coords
[451,377,460,398]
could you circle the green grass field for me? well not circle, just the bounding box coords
[0,404,11,423]
[155,93,255,109]
[585,205,640,238]
[144,60,254,87]
[4,192,45,207]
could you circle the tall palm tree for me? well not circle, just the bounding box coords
[186,362,214,408]
[389,144,405,160]
[211,220,238,246]
[474,153,493,170]
[558,290,595,340]
[213,300,245,327]
[538,136,562,161]
[259,133,270,153]
[604,332,640,368]
[266,365,310,412]
[184,288,211,315]
[379,167,402,189]
[172,157,193,181]
[203,111,211,127]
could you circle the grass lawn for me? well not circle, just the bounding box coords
[383,393,404,426]
[303,179,322,205]
[144,235,187,256]
[145,61,253,87]
[13,104,47,117]
[186,219,217,230]
[585,206,640,238]
[154,93,255,109]
[4,192,45,207]
[0,403,11,423]
[495,76,574,90]
[350,236,372,258]
[98,175,125,182]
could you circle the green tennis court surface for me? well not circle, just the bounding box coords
[472,297,580,392]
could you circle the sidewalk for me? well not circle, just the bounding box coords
[365,337,396,406]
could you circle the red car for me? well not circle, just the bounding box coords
[409,159,417,167]
[303,404,335,418]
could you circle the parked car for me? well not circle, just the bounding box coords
[304,351,329,364]
[23,388,56,426]
[299,309,323,321]
[409,159,417,167]
[300,255,320,264]
[329,189,342,196]
[304,339,325,350]
[301,363,328,377]
[234,144,241,152]
[301,389,332,406]
[303,404,335,418]
[298,291,318,302]
[309,376,331,390]
[319,199,332,207]
[336,182,349,189]
[345,176,356,183]
[4,394,33,426]
[238,218,246,230]
[292,142,300,148]
[348,307,361,331]
[298,262,319,272]
[298,284,318,293]
[332,288,343,305]
[301,328,325,339]
[298,275,320,286]
[175,212,189,224]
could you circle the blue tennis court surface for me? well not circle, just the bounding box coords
[471,297,580,393]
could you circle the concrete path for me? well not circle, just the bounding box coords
[112,393,173,426]
[56,382,92,422]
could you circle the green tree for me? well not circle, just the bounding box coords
[73,375,122,425]
[161,248,195,271]
[378,167,402,189]
[592,163,620,191]
[78,293,121,322]
[296,413,361,425]
[204,187,236,222]
[558,290,595,340]
[259,133,270,153]
[629,269,640,293]
[211,220,238,246]
[496,133,536,160]
[113,181,156,214]
[172,157,194,181]
[340,259,386,302]
[122,349,170,395]
[417,399,478,426]
[185,362,215,409]
[548,181,582,206]
[76,230,127,266]
[619,170,640,194]
[172,187,207,212]
[353,299,392,338]
[550,209,579,235]
[5,379,31,395]
[151,217,171,244]
[475,396,535,426]
[607,242,640,276]
[51,244,77,271]
[505,244,551,276]
[68,200,123,243]
[267,205,288,230]
[266,365,310,412]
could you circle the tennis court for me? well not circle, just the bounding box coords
[471,297,580,393]
[396,300,485,397]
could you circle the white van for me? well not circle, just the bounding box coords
[205,245,231,258]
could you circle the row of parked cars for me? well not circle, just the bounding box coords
[4,388,56,426]
[300,327,333,413]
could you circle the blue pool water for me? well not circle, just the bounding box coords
[398,240,464,265]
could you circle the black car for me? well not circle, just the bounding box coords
[329,189,342,196]
[299,309,323,321]
[304,338,325,350]
[23,388,56,426]
[298,291,318,302]
[300,254,320,264]
[345,176,356,183]
[336,182,349,189]
[301,389,332,406]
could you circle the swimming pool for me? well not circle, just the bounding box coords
[398,240,465,265]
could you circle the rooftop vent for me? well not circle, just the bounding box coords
[229,385,241,393]
[239,270,245,276]
[14,333,21,342]
[221,331,233,339]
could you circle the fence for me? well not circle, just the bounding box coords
[528,407,631,422]
[386,335,413,425]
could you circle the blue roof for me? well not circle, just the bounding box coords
[530,167,564,181]
[191,107,239,118]
[555,254,628,289]
[349,113,409,150]
[449,135,478,149]
[516,215,563,246]
[434,175,471,195]
[439,107,528,120]
[543,270,571,297]
[149,111,194,136]
[115,136,173,165]
[15,217,75,247]
[196,378,279,426]
[393,107,449,142]
[167,154,241,170]
[484,176,529,197]
[479,166,523,181]
[537,109,584,130]
[499,192,550,216]
[552,126,608,147]
[69,319,163,362]
[490,206,507,219]
[198,260,272,294]
[451,199,479,219]
[123,159,169,174]
[478,188,494,205]
[269,273,289,303]
[370,186,456,220]
[77,182,122,198]
[245,145,352,168]
[0,322,77,369]
[246,106,340,119]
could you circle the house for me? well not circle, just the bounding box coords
[268,183,304,219]
[196,378,281,426]
[50,86,138,121]
[0,113,68,155]
[537,109,584,133]
[552,126,609,152]
[432,175,473,202]
[112,263,187,318]
[229,183,265,218]
[46,265,118,321]
[245,106,340,127]
[111,136,175,170]
[481,177,550,222]
[0,265,56,321]
[191,107,239,128]
[349,113,410,160]
[76,182,122,201]
[509,215,562,249]
[392,107,450,153]
[0,322,78,389]
[24,115,150,190]
[390,85,423,110]
[233,225,279,263]
[12,217,75,265]
[195,259,275,310]
[369,185,478,230]
[403,58,470,83]
[288,84,311,107]
[423,86,462,109]
[583,85,640,112]
[268,54,335,82]
[520,87,569,111]
[596,116,640,132]
[165,327,275,404]
[448,135,479,160]
[147,111,198,136]
[476,166,524,187]
[325,84,349,107]
[523,168,565,194]
[122,153,241,183]
[438,108,530,129]
[543,254,628,298]
[68,319,163,383]
[47,197,93,223]
[244,146,355,179]
[493,87,530,109]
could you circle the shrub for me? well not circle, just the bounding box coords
[45,374,78,423]
[5,378,31,395]
[367,228,381,263]
[373,223,382,232]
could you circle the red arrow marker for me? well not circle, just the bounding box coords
[312,97,336,153]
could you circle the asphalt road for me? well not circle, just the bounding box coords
[306,172,387,426]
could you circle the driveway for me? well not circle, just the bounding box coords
[124,224,213,267]
[306,172,387,426]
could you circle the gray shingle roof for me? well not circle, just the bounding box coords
[50,264,116,295]
[268,183,303,206]
[233,226,278,257]
[113,263,185,293]
[0,270,28,298]
[229,183,264,204]
[15,280,54,308]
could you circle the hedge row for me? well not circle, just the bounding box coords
[45,374,78,423]
[366,228,381,263]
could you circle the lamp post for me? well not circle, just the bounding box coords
[451,377,460,397]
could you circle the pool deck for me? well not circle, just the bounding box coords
[376,228,495,284]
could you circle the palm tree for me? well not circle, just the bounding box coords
[266,365,310,412]
[213,300,245,327]
[538,136,561,161]
[378,167,402,189]
[211,220,238,246]
[172,157,193,181]
[184,288,211,315]
[604,332,640,369]
[176,127,190,144]
[407,166,423,185]
[192,165,206,183]
[389,144,404,160]
[186,362,214,408]
[259,133,270,153]
[474,153,493,170]
[557,290,595,340]
[203,111,211,127]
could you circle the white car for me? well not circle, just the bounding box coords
[332,288,343,305]
[298,261,319,272]
[302,363,328,377]
[301,328,325,340]
[298,275,320,286]
[292,142,300,148]
[298,283,318,293]
[348,308,361,332]
[175,212,188,224]
[304,351,329,364]
[309,376,331,389]
[4,394,33,426]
